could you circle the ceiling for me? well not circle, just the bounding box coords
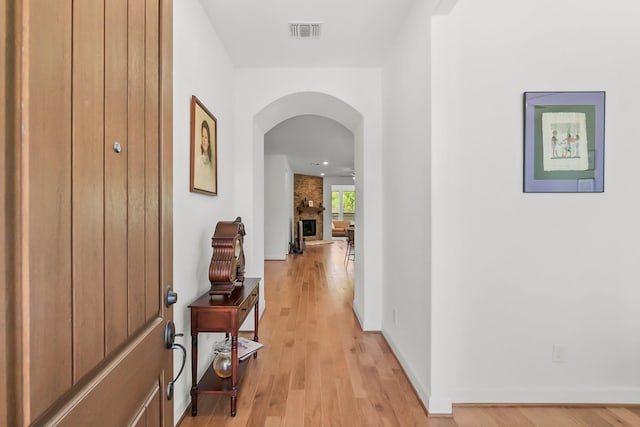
[200,0,417,177]
[200,0,417,67]
[265,115,354,178]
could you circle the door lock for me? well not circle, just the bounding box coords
[165,287,178,307]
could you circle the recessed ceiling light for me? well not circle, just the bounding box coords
[321,173,325,176]
[323,161,328,165]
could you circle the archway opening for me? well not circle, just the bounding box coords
[254,91,370,327]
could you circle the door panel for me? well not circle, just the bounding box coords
[10,0,174,425]
[104,0,130,355]
[132,383,162,427]
[1,2,9,424]
[127,0,147,334]
[26,0,74,419]
[145,0,161,324]
[42,322,166,426]
[72,0,106,382]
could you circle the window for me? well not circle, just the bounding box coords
[332,191,340,214]
[331,188,355,221]
[342,191,355,213]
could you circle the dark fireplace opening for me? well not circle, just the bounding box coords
[302,219,316,237]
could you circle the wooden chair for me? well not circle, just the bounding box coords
[344,226,355,263]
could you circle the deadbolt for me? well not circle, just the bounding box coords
[165,287,178,307]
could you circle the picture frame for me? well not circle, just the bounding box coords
[190,95,218,195]
[523,91,605,193]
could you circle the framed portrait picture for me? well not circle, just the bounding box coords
[523,91,605,193]
[190,95,218,195]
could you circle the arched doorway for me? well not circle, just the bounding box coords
[245,90,381,330]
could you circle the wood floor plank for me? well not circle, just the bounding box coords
[356,397,384,427]
[245,373,275,427]
[319,376,342,427]
[304,338,323,426]
[570,407,624,427]
[517,406,590,427]
[264,416,282,427]
[593,407,635,426]
[267,373,290,417]
[334,377,360,425]
[342,341,367,398]
[283,389,305,427]
[608,407,640,426]
[486,407,535,427]
[359,365,402,426]
[453,407,502,427]
[428,417,459,427]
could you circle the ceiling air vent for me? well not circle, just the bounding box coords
[289,22,322,39]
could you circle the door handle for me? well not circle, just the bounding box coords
[164,321,183,348]
[164,321,186,400]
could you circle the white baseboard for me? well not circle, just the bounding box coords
[422,386,640,416]
[427,396,453,415]
[381,330,433,412]
[352,303,364,329]
[450,386,640,406]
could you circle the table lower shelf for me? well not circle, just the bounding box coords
[193,358,250,395]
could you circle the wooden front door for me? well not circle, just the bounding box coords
[2,0,174,425]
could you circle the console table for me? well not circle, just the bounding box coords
[189,277,260,416]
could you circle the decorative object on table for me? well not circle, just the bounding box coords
[213,336,264,362]
[524,91,605,193]
[212,338,232,378]
[237,336,264,361]
[190,95,218,195]
[209,217,246,295]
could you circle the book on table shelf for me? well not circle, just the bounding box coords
[213,337,264,361]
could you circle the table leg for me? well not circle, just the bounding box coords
[231,334,238,415]
[191,334,198,416]
[253,301,259,358]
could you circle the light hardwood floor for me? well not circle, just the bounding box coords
[178,240,640,427]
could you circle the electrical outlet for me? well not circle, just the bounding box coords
[393,309,398,325]
[552,344,565,363]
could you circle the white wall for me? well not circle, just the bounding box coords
[172,2,236,421]
[264,154,292,259]
[381,0,434,411]
[234,69,384,330]
[430,0,640,413]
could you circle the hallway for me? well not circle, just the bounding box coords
[179,240,434,426]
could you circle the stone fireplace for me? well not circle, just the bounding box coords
[293,174,324,240]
